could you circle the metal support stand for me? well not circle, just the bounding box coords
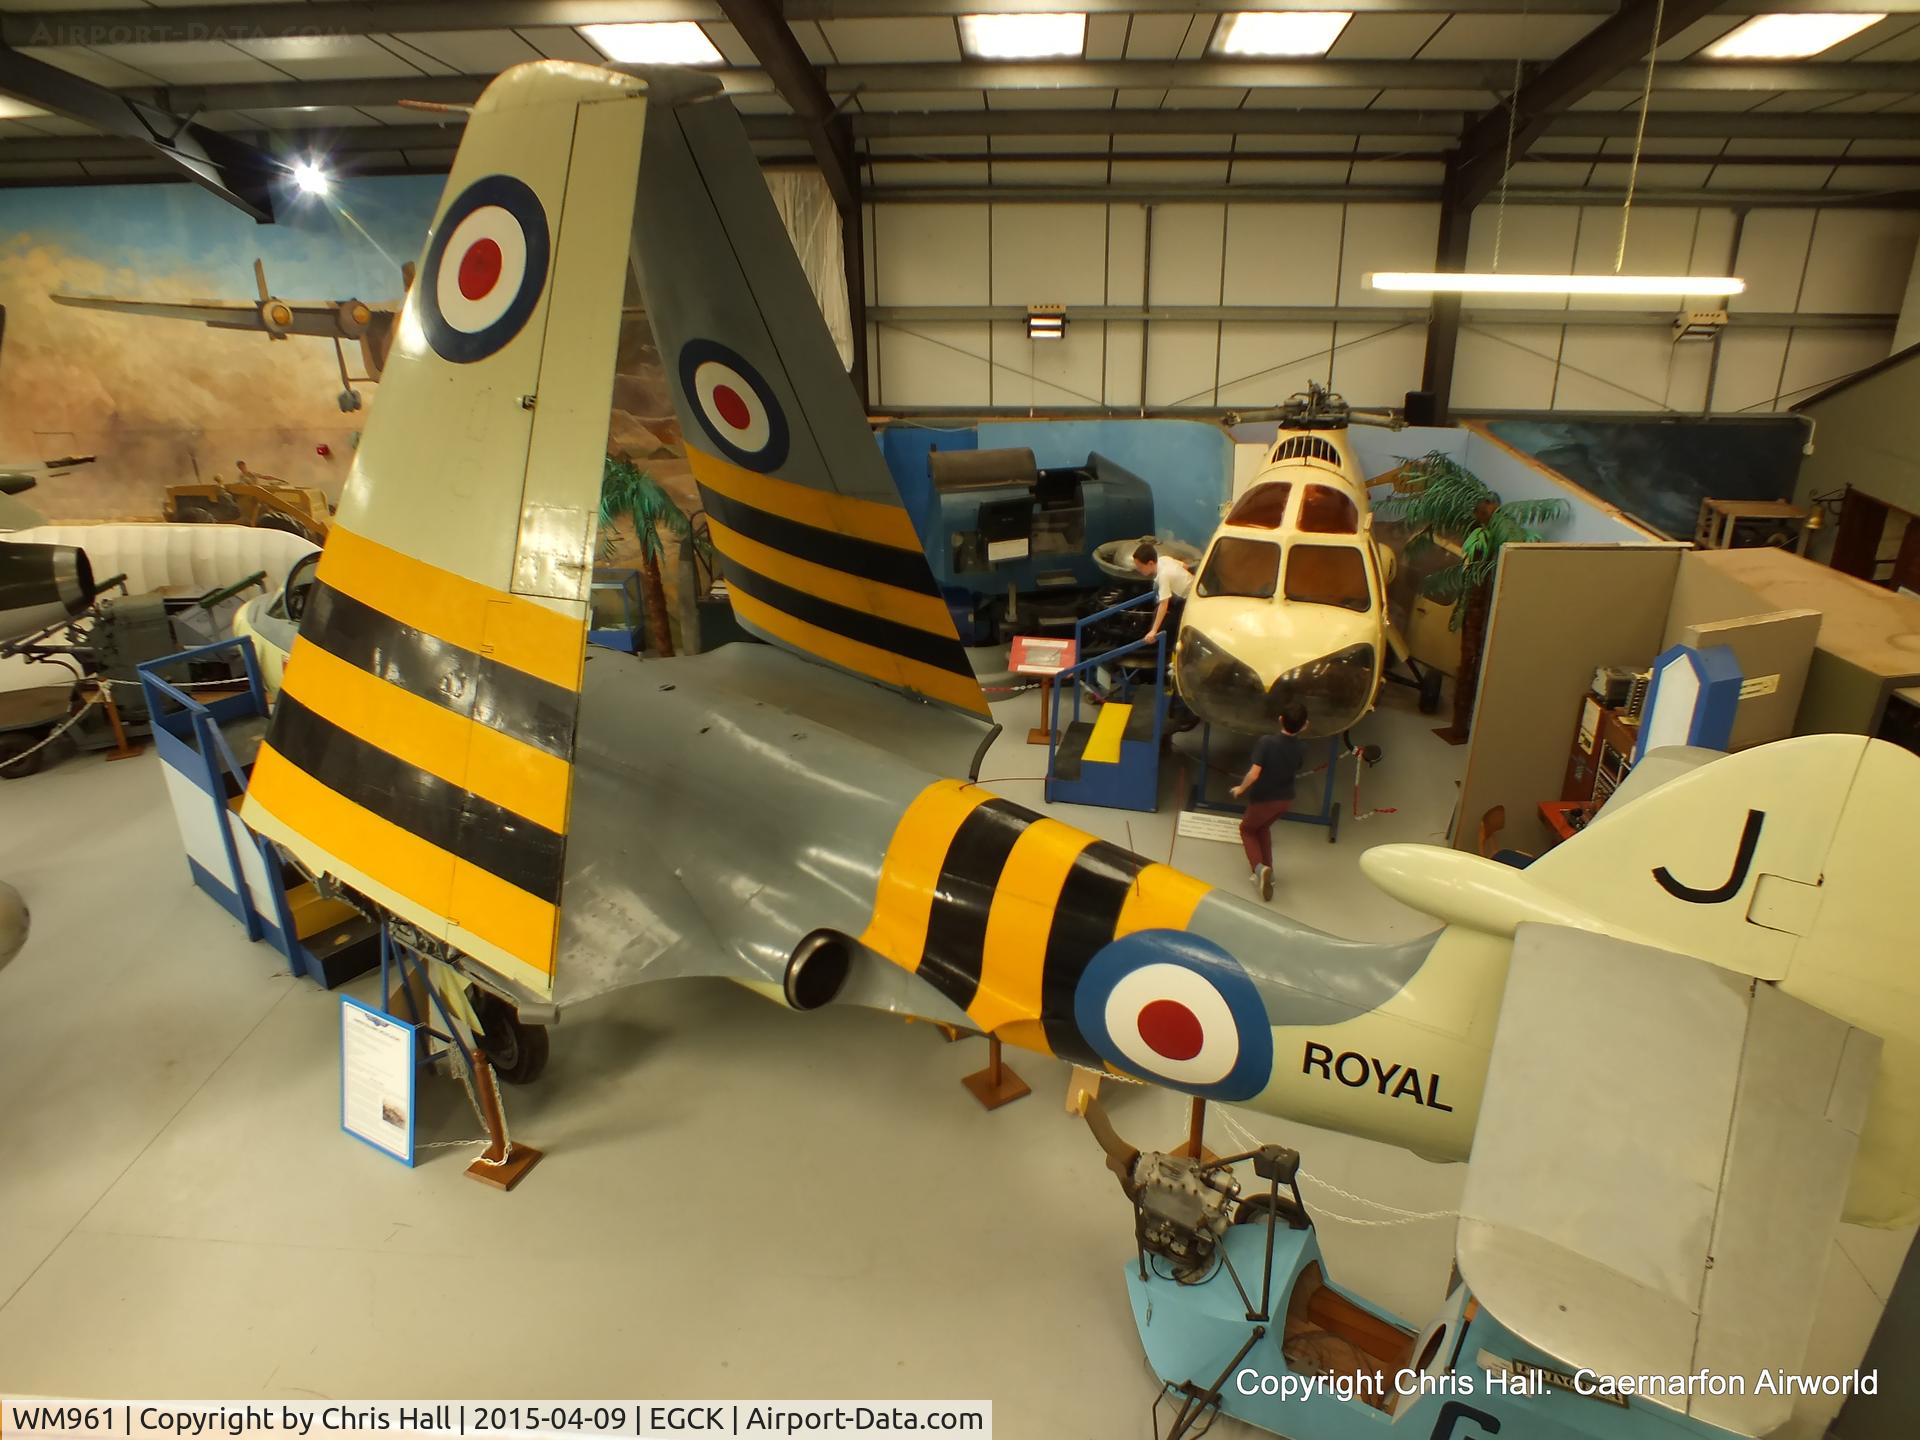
[1188,725,1342,843]
[962,1033,1030,1110]
[1152,1326,1266,1440]
[1170,1096,1220,1164]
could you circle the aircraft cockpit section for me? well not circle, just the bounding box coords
[1173,410,1390,738]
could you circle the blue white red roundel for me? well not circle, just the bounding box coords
[420,175,550,364]
[1072,930,1272,1102]
[678,339,790,472]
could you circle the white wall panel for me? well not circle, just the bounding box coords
[1554,328,1683,411]
[875,322,991,408]
[990,321,1108,408]
[1145,322,1222,406]
[990,204,1110,306]
[1710,329,1792,414]
[1330,322,1427,408]
[873,203,990,305]
[1454,325,1560,411]
[1336,203,1441,306]
[1222,203,1343,305]
[1105,321,1146,408]
[1106,205,1149,307]
[1776,329,1900,410]
[1730,210,1816,314]
[1147,206,1227,304]
[1216,322,1337,407]
[1464,205,1580,312]
[1799,212,1920,315]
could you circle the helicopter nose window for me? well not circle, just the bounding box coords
[1225,481,1292,530]
[1197,537,1281,599]
[1298,484,1359,535]
[1284,545,1371,612]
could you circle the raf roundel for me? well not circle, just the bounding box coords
[1072,930,1272,1103]
[419,175,551,364]
[679,339,790,472]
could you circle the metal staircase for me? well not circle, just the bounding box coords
[1045,592,1168,813]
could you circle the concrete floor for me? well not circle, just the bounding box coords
[0,673,1907,1438]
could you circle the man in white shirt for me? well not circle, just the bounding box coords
[1133,541,1193,645]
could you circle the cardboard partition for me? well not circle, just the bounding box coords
[1455,543,1685,857]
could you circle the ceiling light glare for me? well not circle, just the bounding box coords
[291,159,331,196]
[1215,11,1353,57]
[1703,13,1885,59]
[959,12,1088,60]
[581,21,726,65]
[1369,272,1747,297]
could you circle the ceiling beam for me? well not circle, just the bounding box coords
[9,0,1920,45]
[1446,0,1730,210]
[710,0,856,212]
[108,59,1920,120]
[0,42,278,218]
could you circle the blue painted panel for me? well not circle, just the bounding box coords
[876,424,978,542]
[976,418,1233,548]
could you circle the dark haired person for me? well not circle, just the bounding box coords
[1131,541,1193,647]
[1229,703,1309,901]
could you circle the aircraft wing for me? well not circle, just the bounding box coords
[1458,922,1878,1438]
[51,292,392,339]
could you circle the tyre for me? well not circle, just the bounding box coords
[0,732,47,779]
[469,989,550,1084]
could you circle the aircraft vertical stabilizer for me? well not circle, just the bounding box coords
[242,63,650,999]
[632,97,991,719]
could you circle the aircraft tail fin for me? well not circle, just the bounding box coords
[631,95,990,719]
[241,62,650,1000]
[1370,733,1920,1226]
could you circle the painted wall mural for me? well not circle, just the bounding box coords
[0,175,693,536]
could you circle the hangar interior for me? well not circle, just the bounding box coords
[3,3,1920,1439]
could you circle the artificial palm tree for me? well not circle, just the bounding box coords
[599,455,691,658]
[1375,452,1567,743]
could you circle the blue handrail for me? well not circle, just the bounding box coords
[1048,596,1169,780]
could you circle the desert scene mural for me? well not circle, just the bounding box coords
[0,172,719,646]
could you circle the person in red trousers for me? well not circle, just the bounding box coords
[1230,702,1309,902]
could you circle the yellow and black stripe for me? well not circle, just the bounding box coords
[861,780,1211,1061]
[245,526,581,985]
[690,447,990,718]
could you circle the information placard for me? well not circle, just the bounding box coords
[340,995,417,1166]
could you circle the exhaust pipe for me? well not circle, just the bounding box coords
[784,929,855,1012]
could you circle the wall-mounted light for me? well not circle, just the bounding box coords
[1369,272,1745,298]
[1026,304,1067,340]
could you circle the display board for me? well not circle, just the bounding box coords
[339,996,417,1167]
[1457,543,1685,857]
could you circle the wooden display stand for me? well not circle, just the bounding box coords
[962,1034,1030,1110]
[1009,636,1076,746]
[465,1051,544,1190]
[1170,1096,1221,1165]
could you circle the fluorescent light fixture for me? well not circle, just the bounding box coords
[1027,305,1067,340]
[1369,272,1746,297]
[0,97,48,120]
[959,12,1087,60]
[1704,12,1885,59]
[291,159,331,196]
[1215,11,1353,57]
[581,20,725,65]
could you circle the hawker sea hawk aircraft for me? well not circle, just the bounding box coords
[241,61,1920,1229]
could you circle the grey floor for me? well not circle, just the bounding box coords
[0,673,1907,1439]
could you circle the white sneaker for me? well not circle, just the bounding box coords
[1256,864,1274,902]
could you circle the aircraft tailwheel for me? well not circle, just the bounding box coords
[0,733,47,779]
[1234,1191,1310,1231]
[469,989,549,1085]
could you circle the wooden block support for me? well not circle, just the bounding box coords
[1065,1065,1103,1116]
[962,1034,1030,1110]
[464,1052,544,1191]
